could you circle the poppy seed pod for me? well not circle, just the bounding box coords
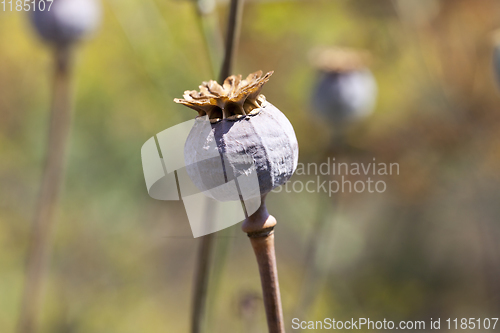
[175,71,299,201]
[31,0,101,45]
[311,48,377,125]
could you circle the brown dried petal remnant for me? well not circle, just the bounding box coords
[310,47,371,73]
[174,70,273,123]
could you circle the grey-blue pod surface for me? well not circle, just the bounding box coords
[31,0,101,45]
[176,71,299,202]
[310,48,377,125]
[312,69,377,124]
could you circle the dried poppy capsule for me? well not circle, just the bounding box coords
[311,47,377,125]
[31,0,101,45]
[175,70,299,201]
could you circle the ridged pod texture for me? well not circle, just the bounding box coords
[312,70,377,124]
[31,0,101,45]
[184,101,299,201]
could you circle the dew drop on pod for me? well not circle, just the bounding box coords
[175,71,299,202]
[31,0,101,45]
[311,47,377,125]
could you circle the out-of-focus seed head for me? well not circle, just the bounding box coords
[31,0,101,46]
[310,47,377,125]
[175,71,299,201]
[394,0,441,27]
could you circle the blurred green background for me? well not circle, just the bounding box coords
[2,0,500,332]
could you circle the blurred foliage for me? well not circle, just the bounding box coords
[2,0,500,332]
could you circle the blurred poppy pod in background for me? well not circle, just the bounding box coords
[175,70,299,202]
[31,0,101,45]
[310,47,377,126]
[492,31,500,89]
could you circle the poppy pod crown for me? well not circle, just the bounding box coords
[174,70,273,123]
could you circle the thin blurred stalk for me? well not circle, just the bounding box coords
[190,1,244,332]
[294,192,337,319]
[218,0,243,82]
[108,0,193,104]
[293,135,345,322]
[191,204,216,333]
[194,0,224,77]
[17,45,75,333]
[390,0,457,120]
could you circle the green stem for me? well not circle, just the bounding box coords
[194,0,224,77]
[17,45,75,333]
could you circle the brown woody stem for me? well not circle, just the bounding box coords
[242,197,285,333]
[17,45,75,333]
